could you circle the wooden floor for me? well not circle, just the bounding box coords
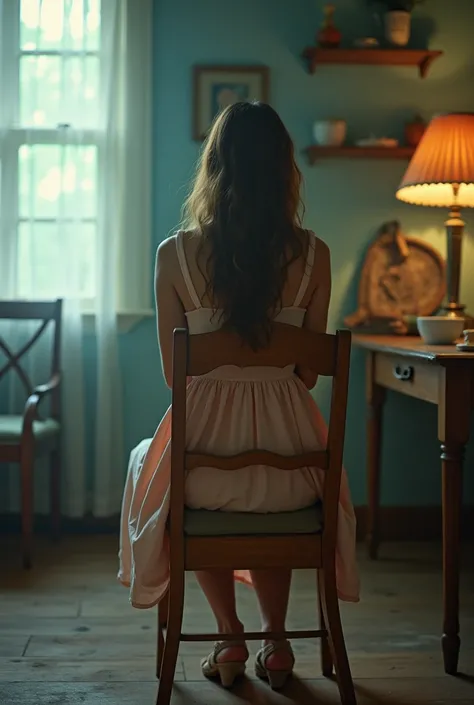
[1,536,473,704]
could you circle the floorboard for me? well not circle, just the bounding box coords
[1,535,473,704]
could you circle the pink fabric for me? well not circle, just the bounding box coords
[118,232,360,608]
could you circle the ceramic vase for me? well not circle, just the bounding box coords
[404,115,426,147]
[385,11,411,47]
[317,4,342,48]
[313,119,347,147]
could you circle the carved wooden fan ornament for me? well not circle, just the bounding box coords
[344,221,446,334]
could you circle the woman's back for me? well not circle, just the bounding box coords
[156,227,331,388]
[176,228,316,313]
[177,228,315,331]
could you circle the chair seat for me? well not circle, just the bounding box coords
[184,503,323,536]
[0,415,60,444]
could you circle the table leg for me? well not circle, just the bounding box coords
[366,352,386,560]
[438,365,471,675]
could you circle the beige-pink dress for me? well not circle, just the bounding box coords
[119,231,359,607]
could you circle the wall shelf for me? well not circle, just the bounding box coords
[302,48,443,78]
[306,145,416,164]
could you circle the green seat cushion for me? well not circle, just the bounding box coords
[0,415,60,444]
[184,503,323,537]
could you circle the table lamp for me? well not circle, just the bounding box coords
[396,112,474,318]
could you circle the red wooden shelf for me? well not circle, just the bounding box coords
[306,145,415,164]
[302,48,443,78]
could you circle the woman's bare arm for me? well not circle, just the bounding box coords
[297,239,331,389]
[154,238,187,388]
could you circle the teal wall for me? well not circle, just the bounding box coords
[117,0,474,506]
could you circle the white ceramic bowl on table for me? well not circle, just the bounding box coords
[416,316,464,345]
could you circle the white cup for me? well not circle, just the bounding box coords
[463,329,474,345]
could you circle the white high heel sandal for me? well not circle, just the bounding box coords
[201,641,248,688]
[255,640,295,690]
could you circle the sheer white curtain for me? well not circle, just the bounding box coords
[0,0,152,518]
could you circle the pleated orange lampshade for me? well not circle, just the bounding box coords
[396,113,474,208]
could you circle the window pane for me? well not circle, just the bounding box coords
[19,144,97,219]
[20,55,99,127]
[20,0,101,51]
[17,221,96,299]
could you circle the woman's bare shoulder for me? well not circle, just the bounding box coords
[157,233,176,253]
[302,230,330,266]
[157,229,198,259]
[155,229,203,279]
[155,234,179,276]
[305,231,331,301]
[304,229,328,252]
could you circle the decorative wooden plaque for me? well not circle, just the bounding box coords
[344,221,446,334]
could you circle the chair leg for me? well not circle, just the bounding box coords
[157,591,169,678]
[20,444,34,570]
[318,569,356,705]
[50,447,61,542]
[318,582,333,677]
[156,576,184,705]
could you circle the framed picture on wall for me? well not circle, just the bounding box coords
[193,65,270,141]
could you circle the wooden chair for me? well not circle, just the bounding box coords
[156,322,355,705]
[0,300,62,568]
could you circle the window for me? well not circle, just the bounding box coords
[0,0,153,316]
[1,0,102,303]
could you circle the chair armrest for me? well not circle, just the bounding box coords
[33,372,61,398]
[21,373,61,437]
[22,393,41,438]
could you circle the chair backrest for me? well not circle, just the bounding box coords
[0,300,62,408]
[170,322,351,555]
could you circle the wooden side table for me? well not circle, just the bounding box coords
[353,335,474,676]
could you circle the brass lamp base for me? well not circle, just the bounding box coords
[442,206,472,326]
[441,305,473,328]
[442,302,465,317]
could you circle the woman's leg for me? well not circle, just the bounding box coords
[196,568,294,668]
[195,569,248,662]
[249,568,294,670]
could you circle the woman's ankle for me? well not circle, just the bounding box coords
[217,617,245,637]
[260,624,286,646]
[214,628,248,664]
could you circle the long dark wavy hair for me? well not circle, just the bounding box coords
[183,101,305,348]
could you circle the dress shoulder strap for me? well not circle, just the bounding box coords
[293,230,316,307]
[175,230,201,309]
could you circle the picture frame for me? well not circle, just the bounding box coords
[192,65,270,141]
